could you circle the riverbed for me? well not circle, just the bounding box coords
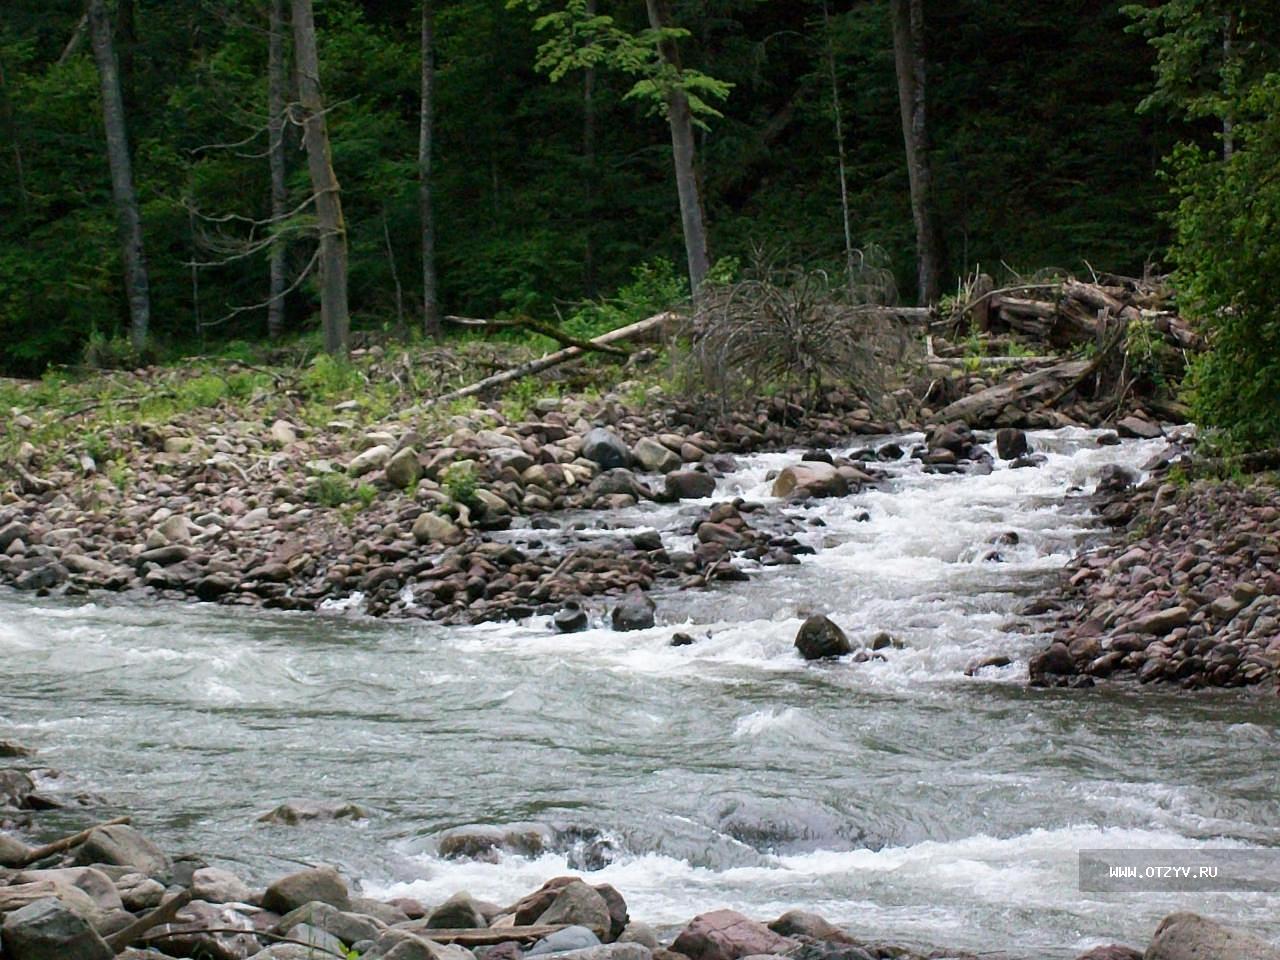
[2,427,1276,958]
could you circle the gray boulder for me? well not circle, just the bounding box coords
[285,922,346,957]
[610,591,656,632]
[535,880,612,941]
[386,448,423,490]
[995,428,1030,460]
[192,867,255,905]
[277,901,382,946]
[632,438,680,474]
[1,898,113,960]
[794,615,852,660]
[71,825,170,879]
[664,471,716,500]
[581,429,631,470]
[427,890,488,929]
[527,925,603,956]
[262,866,350,915]
[1144,912,1280,960]
[771,463,849,500]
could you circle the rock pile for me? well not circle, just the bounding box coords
[1029,466,1280,689]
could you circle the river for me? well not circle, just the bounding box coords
[2,427,1276,958]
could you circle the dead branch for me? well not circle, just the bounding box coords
[0,815,131,868]
[443,315,631,358]
[105,888,194,952]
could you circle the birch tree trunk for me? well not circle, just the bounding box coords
[645,0,710,298]
[267,0,288,340]
[822,0,856,287]
[890,0,944,305]
[89,0,151,350]
[292,0,349,356]
[419,0,441,340]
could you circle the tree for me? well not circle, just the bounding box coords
[267,0,289,340]
[292,0,349,355]
[89,0,151,350]
[420,0,441,339]
[889,0,944,305]
[508,0,730,299]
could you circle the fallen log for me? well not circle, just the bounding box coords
[444,315,630,358]
[931,359,1094,427]
[0,815,131,868]
[430,311,679,406]
[416,924,569,945]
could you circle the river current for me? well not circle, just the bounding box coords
[2,427,1277,958]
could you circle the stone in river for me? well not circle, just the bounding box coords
[581,429,631,470]
[672,910,799,960]
[611,591,655,632]
[794,615,852,660]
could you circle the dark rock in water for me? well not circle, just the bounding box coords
[669,632,696,647]
[1116,415,1163,440]
[1073,947,1143,960]
[194,574,237,601]
[629,530,663,551]
[1010,454,1047,469]
[554,603,590,634]
[567,836,621,873]
[1096,464,1137,494]
[965,655,1012,676]
[1145,911,1280,960]
[1096,431,1121,446]
[664,471,716,500]
[794,615,852,660]
[995,427,1030,460]
[982,550,1005,563]
[587,469,648,501]
[768,909,859,944]
[1,897,113,960]
[0,740,35,758]
[0,769,35,810]
[801,449,834,465]
[257,801,368,825]
[994,531,1020,545]
[437,822,553,861]
[1029,642,1075,681]
[672,909,799,960]
[582,428,632,470]
[869,632,900,651]
[925,421,973,457]
[611,591,655,632]
[262,866,350,915]
[876,443,904,461]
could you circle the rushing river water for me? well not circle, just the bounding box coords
[2,427,1277,958]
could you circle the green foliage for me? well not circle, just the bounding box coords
[301,353,363,398]
[561,257,687,340]
[308,472,355,508]
[355,482,378,509]
[441,461,479,508]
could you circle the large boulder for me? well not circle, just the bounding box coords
[276,902,382,946]
[632,438,680,474]
[191,867,255,905]
[671,910,799,960]
[995,428,1030,461]
[1,898,113,960]
[71,825,170,879]
[426,891,488,930]
[582,429,631,470]
[262,867,350,915]
[535,880,612,942]
[413,512,465,546]
[386,448,423,490]
[664,471,716,500]
[1144,912,1280,960]
[349,445,394,477]
[611,591,656,632]
[771,463,849,500]
[794,615,852,660]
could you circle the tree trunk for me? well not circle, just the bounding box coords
[419,0,441,340]
[645,0,711,298]
[267,0,288,340]
[292,0,349,356]
[115,0,135,112]
[582,0,598,298]
[89,0,151,350]
[822,0,856,287]
[890,0,944,305]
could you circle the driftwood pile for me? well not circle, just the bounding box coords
[925,275,1202,430]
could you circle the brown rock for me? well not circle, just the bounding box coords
[672,910,799,960]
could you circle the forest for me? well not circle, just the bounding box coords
[1,0,1278,447]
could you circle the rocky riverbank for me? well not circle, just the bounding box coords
[0,755,1275,960]
[1028,443,1280,691]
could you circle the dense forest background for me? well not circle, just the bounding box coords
[2,0,1277,446]
[0,0,1177,365]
